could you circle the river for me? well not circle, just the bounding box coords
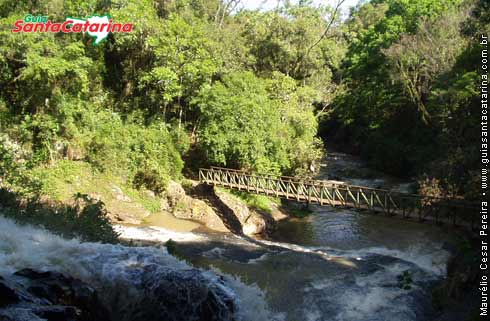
[120,151,460,321]
[0,151,461,321]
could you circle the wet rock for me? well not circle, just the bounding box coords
[0,269,109,321]
[33,305,80,321]
[431,237,481,320]
[0,277,21,308]
[127,265,236,321]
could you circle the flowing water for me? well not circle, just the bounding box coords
[119,151,460,321]
[0,151,460,321]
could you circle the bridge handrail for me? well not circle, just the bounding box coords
[199,167,478,208]
[209,166,300,181]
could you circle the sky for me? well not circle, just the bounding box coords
[239,0,362,14]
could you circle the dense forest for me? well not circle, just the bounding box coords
[0,0,488,205]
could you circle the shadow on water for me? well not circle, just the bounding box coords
[157,233,442,321]
[121,150,463,321]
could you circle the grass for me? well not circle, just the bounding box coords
[30,160,163,214]
[180,178,194,191]
[123,187,161,213]
[220,188,280,214]
[30,160,94,201]
[217,188,313,218]
[0,188,119,243]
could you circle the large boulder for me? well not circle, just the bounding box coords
[0,276,21,308]
[103,185,151,225]
[213,188,274,235]
[167,181,229,232]
[0,269,110,321]
[0,266,238,321]
[125,265,236,321]
[166,181,277,235]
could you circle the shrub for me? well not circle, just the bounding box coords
[194,71,322,176]
[0,189,119,243]
[86,114,184,193]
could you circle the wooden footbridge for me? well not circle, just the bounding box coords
[199,167,478,228]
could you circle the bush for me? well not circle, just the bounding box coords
[0,189,119,243]
[194,71,322,176]
[86,113,184,193]
[0,134,40,196]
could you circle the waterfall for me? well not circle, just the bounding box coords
[0,216,278,321]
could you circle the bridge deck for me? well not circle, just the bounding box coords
[199,167,478,228]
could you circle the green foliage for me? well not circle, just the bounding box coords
[235,4,345,101]
[0,0,481,231]
[194,71,322,175]
[195,71,284,173]
[287,207,313,218]
[0,188,119,243]
[227,189,279,214]
[140,14,219,121]
[30,160,93,200]
[383,8,468,122]
[0,134,40,195]
[397,270,413,290]
[0,1,332,246]
[86,116,184,193]
[325,0,482,200]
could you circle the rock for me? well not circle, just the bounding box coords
[128,265,236,321]
[1,266,239,321]
[105,198,151,225]
[111,185,132,202]
[174,198,229,232]
[165,181,276,235]
[107,207,148,225]
[268,202,288,221]
[87,193,102,202]
[166,181,187,207]
[431,237,481,320]
[33,305,80,321]
[0,277,21,308]
[214,188,274,235]
[0,269,110,321]
[160,198,170,211]
[167,181,228,232]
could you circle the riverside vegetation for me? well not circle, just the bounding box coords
[0,2,487,321]
[0,0,487,261]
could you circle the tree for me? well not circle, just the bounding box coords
[384,9,468,123]
[194,71,322,176]
[139,14,219,126]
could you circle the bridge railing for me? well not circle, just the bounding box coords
[199,167,478,228]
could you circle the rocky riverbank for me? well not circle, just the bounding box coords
[105,179,284,237]
[431,236,482,321]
